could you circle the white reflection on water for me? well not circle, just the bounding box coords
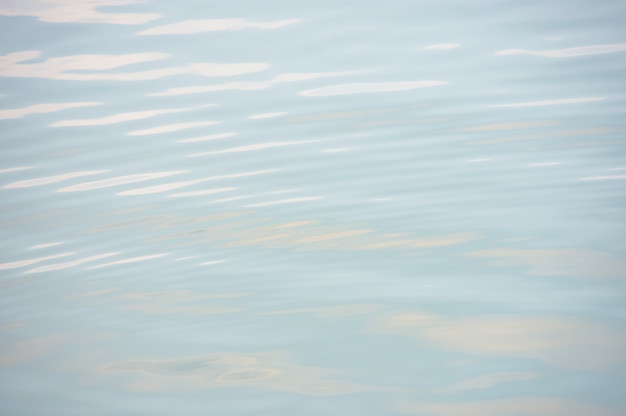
[470,127,616,145]
[50,105,215,127]
[176,132,237,143]
[85,253,170,270]
[395,397,622,416]
[580,175,626,181]
[23,252,121,274]
[528,162,562,167]
[423,43,460,51]
[259,304,383,318]
[168,188,236,198]
[138,18,301,35]
[244,196,326,208]
[127,121,220,136]
[117,170,276,196]
[0,51,269,81]
[0,166,32,174]
[0,102,102,120]
[3,171,110,189]
[27,242,63,250]
[0,0,162,25]
[0,252,74,270]
[299,81,447,96]
[199,260,225,266]
[151,71,357,96]
[248,112,287,120]
[56,171,188,192]
[188,141,319,157]
[321,147,352,153]
[489,97,606,108]
[117,180,212,196]
[1,0,625,414]
[495,43,626,58]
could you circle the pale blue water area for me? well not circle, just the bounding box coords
[1,0,626,415]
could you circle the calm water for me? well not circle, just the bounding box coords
[1,1,626,415]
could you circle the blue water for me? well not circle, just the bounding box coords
[1,1,626,415]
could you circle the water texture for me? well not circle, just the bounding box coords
[1,1,626,415]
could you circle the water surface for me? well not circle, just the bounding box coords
[1,1,626,415]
